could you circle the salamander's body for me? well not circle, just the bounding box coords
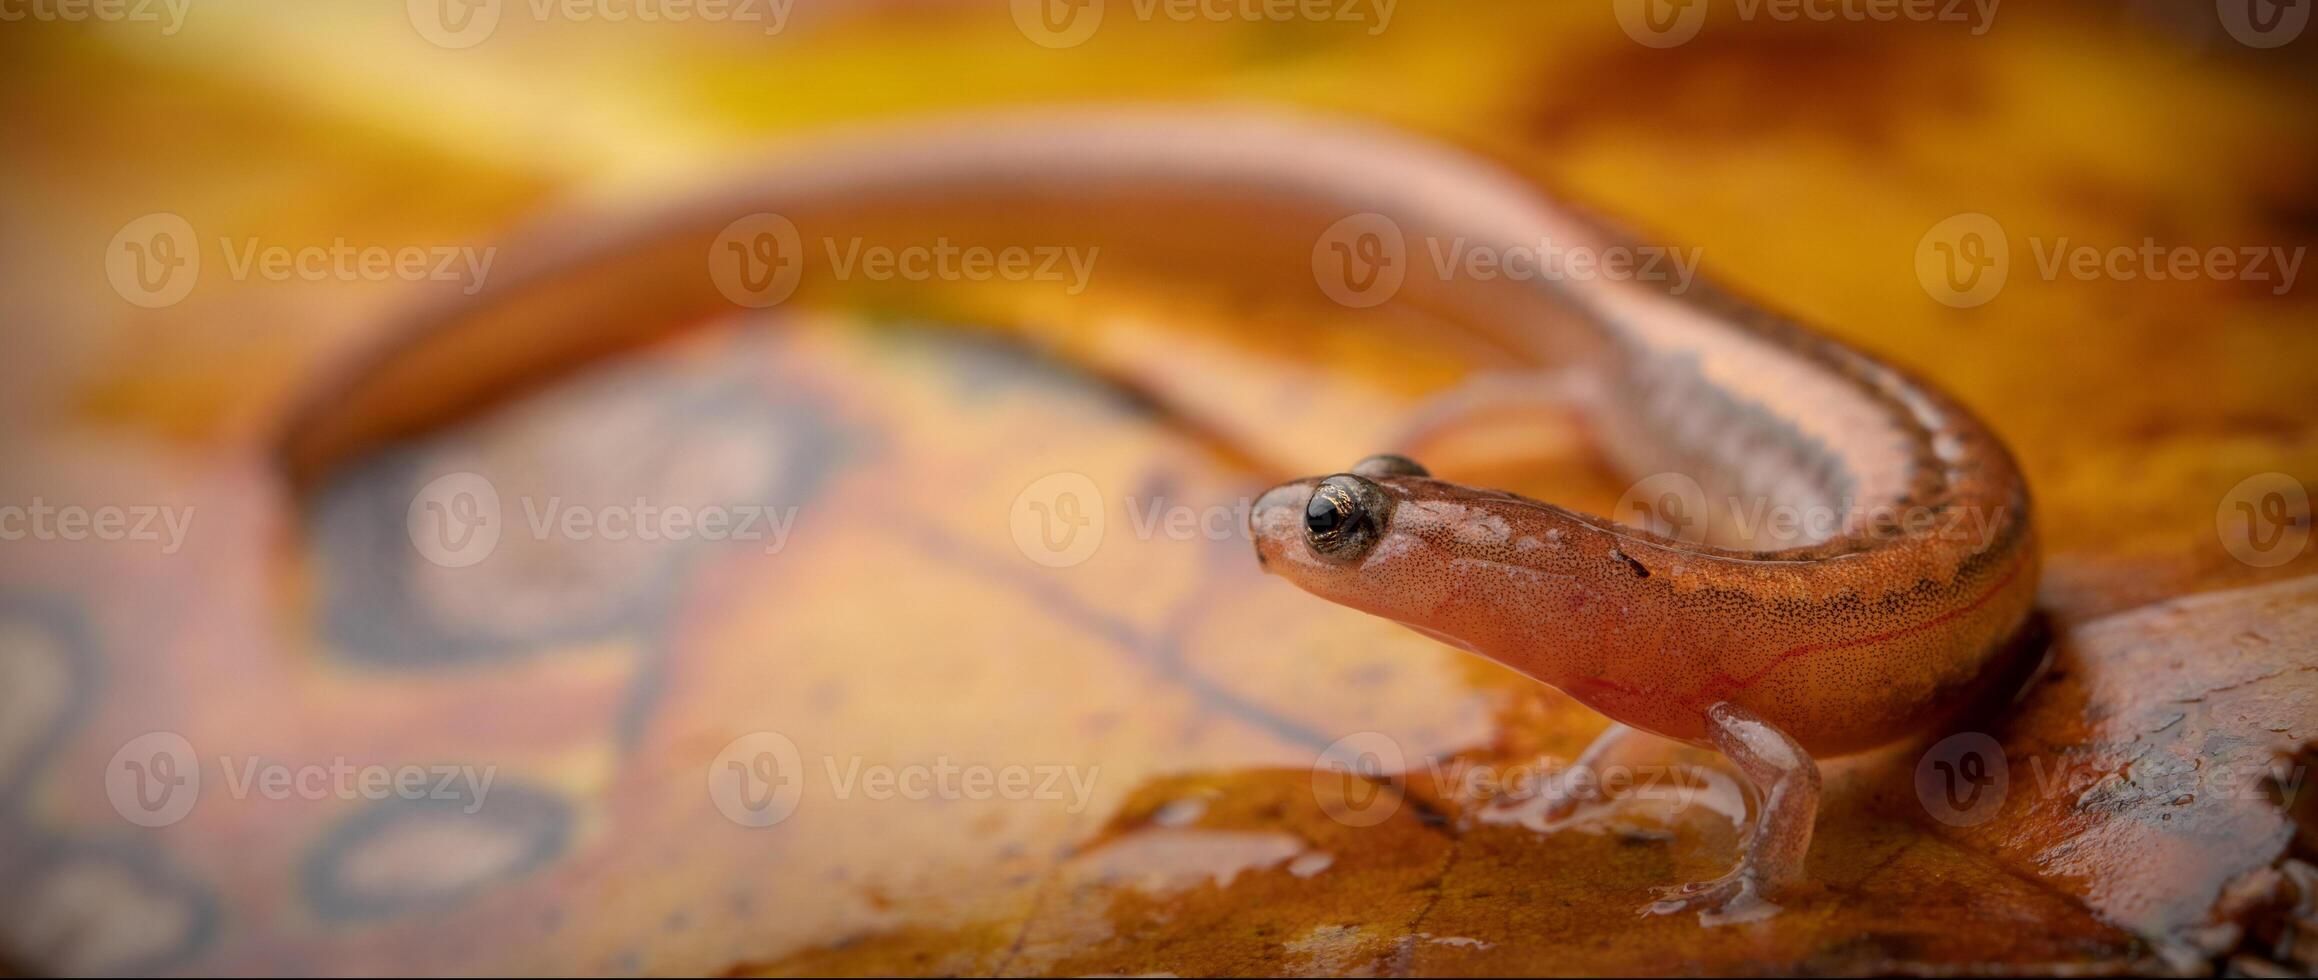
[1249,321,2038,759]
[280,108,2040,921]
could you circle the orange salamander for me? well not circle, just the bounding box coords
[277,108,2040,923]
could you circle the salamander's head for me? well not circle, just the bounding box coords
[1253,453,1595,672]
[1249,453,1464,630]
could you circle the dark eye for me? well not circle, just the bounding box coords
[1305,484,1358,540]
[1303,478,1381,559]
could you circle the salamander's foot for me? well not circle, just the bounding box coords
[1644,868,1777,925]
[1472,722,1639,830]
[1642,701,1820,925]
[1535,721,1634,824]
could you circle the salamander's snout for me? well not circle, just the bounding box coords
[1249,478,1318,573]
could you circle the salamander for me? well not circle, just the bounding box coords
[276,107,2039,922]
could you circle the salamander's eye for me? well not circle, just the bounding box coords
[1304,475,1386,561]
[1305,484,1358,539]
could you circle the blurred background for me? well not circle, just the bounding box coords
[1,1,2314,975]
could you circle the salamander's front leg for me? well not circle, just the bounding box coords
[1644,701,1820,925]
